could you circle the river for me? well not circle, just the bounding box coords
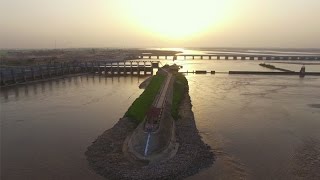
[1,75,146,180]
[186,74,320,179]
[1,52,320,179]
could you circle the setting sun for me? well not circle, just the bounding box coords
[126,0,232,40]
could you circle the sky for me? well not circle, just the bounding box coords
[0,0,320,49]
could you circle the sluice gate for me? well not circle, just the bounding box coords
[0,61,160,86]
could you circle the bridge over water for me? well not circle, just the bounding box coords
[139,54,320,61]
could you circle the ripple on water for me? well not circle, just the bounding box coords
[292,138,320,179]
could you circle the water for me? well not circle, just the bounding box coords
[185,74,320,179]
[1,48,320,179]
[1,75,146,180]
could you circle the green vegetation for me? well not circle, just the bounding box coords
[171,73,188,120]
[126,74,165,124]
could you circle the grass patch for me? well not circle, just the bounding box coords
[171,73,188,120]
[125,74,165,124]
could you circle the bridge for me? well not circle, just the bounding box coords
[138,54,320,61]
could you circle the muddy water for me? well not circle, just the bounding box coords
[1,62,320,180]
[186,74,320,179]
[1,75,146,180]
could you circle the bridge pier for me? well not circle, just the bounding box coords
[1,71,6,85]
[104,62,107,76]
[250,57,254,60]
[117,62,120,75]
[91,62,94,73]
[85,62,88,72]
[56,65,60,76]
[110,63,114,75]
[209,56,211,60]
[98,62,101,74]
[47,65,51,77]
[40,66,44,79]
[123,62,126,75]
[68,63,71,74]
[22,68,27,81]
[11,69,16,83]
[200,56,203,60]
[61,63,64,75]
[217,56,220,60]
[73,63,77,73]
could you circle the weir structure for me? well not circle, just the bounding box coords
[125,69,178,163]
[0,60,160,86]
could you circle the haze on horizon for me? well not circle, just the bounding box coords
[1,0,320,49]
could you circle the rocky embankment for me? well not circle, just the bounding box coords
[86,86,214,180]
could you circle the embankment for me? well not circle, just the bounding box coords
[85,73,214,179]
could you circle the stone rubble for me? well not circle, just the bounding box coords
[86,90,214,180]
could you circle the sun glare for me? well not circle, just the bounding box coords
[127,0,231,40]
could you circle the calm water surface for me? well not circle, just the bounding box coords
[186,74,320,179]
[1,59,320,180]
[1,75,146,180]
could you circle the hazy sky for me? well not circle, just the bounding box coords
[1,0,320,49]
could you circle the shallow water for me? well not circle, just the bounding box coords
[185,74,320,179]
[1,75,146,180]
